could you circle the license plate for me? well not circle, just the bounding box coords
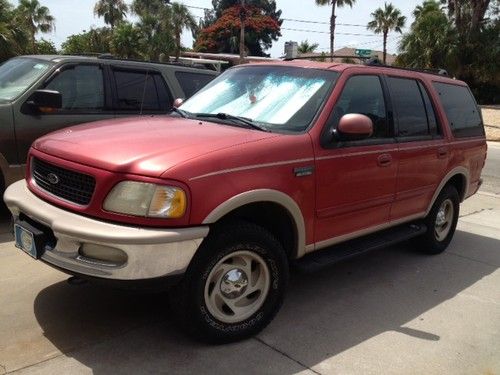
[14,224,39,259]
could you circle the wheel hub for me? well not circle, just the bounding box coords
[436,209,446,226]
[220,268,248,299]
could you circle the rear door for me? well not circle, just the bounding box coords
[13,62,114,164]
[388,75,448,220]
[110,66,174,118]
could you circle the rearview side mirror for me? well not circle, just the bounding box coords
[335,113,373,141]
[173,98,184,108]
[23,89,62,114]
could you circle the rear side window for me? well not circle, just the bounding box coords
[387,77,429,137]
[432,82,483,137]
[418,81,438,135]
[113,69,173,112]
[175,71,215,98]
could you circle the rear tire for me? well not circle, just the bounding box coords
[170,221,289,344]
[418,185,459,254]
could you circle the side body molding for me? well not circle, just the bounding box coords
[202,189,307,258]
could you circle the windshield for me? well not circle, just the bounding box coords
[180,65,339,132]
[0,57,53,101]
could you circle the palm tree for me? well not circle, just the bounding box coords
[315,0,356,59]
[169,2,197,61]
[112,22,141,58]
[94,0,128,31]
[367,2,406,64]
[298,40,319,54]
[17,0,55,53]
[397,2,457,69]
[413,0,442,21]
[0,0,29,60]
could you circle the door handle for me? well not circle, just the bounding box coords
[377,153,392,167]
[437,147,448,159]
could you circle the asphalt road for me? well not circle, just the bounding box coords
[0,144,499,375]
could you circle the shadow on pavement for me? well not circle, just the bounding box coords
[32,230,498,374]
[0,202,12,243]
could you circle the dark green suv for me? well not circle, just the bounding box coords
[0,55,217,191]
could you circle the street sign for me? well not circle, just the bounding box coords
[355,49,372,57]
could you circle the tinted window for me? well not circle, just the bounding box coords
[45,65,104,110]
[433,82,483,137]
[114,69,172,112]
[418,81,438,135]
[331,75,389,138]
[387,77,428,137]
[175,71,215,98]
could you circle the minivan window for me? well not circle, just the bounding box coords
[331,75,389,138]
[433,82,483,137]
[0,58,52,101]
[113,69,172,112]
[387,77,429,137]
[175,71,215,98]
[45,65,104,110]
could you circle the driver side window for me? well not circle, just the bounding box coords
[44,64,104,111]
[330,75,389,139]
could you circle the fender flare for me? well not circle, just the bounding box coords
[202,189,307,258]
[425,167,469,216]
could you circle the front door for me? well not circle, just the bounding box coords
[313,74,398,247]
[13,63,114,165]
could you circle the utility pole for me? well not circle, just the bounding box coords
[239,0,246,63]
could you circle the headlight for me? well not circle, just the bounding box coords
[103,181,186,218]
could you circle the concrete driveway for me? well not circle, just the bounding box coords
[0,144,499,375]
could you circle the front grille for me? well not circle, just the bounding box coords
[32,158,96,205]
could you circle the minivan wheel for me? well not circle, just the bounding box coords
[418,185,459,254]
[171,221,289,344]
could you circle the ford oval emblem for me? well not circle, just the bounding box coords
[47,173,59,185]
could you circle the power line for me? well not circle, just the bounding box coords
[183,5,368,28]
[282,18,365,27]
[282,27,376,37]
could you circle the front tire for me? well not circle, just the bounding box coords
[171,221,289,343]
[418,185,459,254]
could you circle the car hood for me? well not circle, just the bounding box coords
[32,116,279,177]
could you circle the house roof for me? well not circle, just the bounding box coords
[298,47,398,66]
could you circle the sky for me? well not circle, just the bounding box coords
[37,0,422,57]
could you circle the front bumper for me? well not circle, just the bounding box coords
[4,181,209,281]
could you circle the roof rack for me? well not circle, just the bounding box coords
[91,54,214,70]
[282,55,369,62]
[281,55,449,77]
[364,58,449,76]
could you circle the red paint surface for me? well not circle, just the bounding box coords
[28,62,487,248]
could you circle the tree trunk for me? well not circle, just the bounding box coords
[330,1,337,61]
[239,0,245,63]
[175,31,181,61]
[383,31,387,65]
[471,0,490,32]
[31,27,36,54]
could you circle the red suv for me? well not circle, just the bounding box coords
[4,61,487,343]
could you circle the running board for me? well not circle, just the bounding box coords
[294,222,427,273]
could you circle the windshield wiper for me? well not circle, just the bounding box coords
[195,112,269,132]
[170,107,190,119]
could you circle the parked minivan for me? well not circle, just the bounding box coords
[0,55,217,192]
